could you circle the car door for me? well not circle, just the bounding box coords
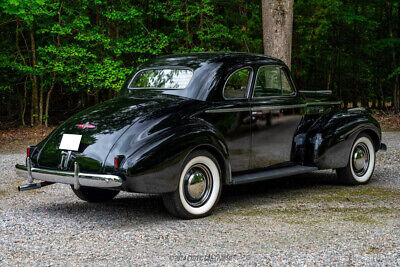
[204,67,253,172]
[250,65,306,169]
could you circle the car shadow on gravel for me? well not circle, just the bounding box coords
[31,170,346,223]
[31,194,173,224]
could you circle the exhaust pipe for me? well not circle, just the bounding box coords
[18,181,54,191]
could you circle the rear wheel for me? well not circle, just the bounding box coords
[336,133,376,185]
[162,150,222,219]
[71,185,119,202]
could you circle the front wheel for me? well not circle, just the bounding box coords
[162,150,222,219]
[336,133,376,185]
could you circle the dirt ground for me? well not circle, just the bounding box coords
[0,131,399,265]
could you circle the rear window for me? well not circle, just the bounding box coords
[128,69,193,90]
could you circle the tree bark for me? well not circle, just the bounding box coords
[21,77,27,126]
[388,2,399,112]
[39,81,43,126]
[45,73,56,127]
[261,0,294,69]
[30,26,39,126]
[45,2,63,127]
[16,23,27,126]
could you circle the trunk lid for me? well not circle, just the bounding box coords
[36,94,185,172]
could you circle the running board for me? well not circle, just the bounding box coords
[231,165,318,185]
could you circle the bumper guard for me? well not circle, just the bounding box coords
[15,157,123,189]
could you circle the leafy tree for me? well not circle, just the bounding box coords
[0,0,399,128]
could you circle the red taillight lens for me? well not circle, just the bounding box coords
[114,155,125,169]
[27,146,36,158]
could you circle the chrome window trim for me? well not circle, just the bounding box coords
[222,66,254,100]
[251,65,296,100]
[280,68,295,96]
[127,66,194,90]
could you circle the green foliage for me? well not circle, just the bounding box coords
[0,0,400,126]
[293,0,400,107]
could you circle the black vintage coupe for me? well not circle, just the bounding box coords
[16,53,386,219]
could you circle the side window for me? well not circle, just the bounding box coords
[281,70,294,95]
[254,66,293,97]
[223,68,251,99]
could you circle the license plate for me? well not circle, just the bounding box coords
[59,134,82,151]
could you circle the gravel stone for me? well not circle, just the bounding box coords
[0,132,399,265]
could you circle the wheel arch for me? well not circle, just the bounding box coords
[122,123,231,193]
[186,144,231,186]
[360,128,380,151]
[304,110,381,170]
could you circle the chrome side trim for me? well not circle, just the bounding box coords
[299,90,332,94]
[15,161,122,188]
[205,107,250,113]
[307,101,341,106]
[205,101,341,113]
[348,107,366,112]
[252,104,307,111]
[205,104,307,113]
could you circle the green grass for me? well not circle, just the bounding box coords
[214,185,400,225]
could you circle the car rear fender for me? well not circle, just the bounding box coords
[121,122,229,193]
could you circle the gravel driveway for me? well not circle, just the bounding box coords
[1,132,399,265]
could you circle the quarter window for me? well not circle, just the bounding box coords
[254,66,293,97]
[223,68,251,99]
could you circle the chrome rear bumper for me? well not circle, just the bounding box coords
[15,157,123,189]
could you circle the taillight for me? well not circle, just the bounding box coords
[114,155,125,169]
[27,146,36,158]
[114,157,118,168]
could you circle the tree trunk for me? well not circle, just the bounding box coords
[388,2,399,112]
[44,3,63,127]
[20,78,27,126]
[45,73,56,127]
[30,27,39,126]
[261,0,294,69]
[394,76,400,112]
[16,24,27,126]
[394,3,400,113]
[39,82,43,126]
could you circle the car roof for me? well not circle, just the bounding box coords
[124,52,288,101]
[141,52,285,70]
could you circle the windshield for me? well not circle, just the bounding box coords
[128,68,193,90]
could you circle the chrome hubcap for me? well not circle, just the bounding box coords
[352,143,370,177]
[183,164,212,207]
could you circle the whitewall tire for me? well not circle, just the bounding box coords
[336,133,376,185]
[162,150,222,219]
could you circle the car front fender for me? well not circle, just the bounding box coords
[304,109,381,169]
